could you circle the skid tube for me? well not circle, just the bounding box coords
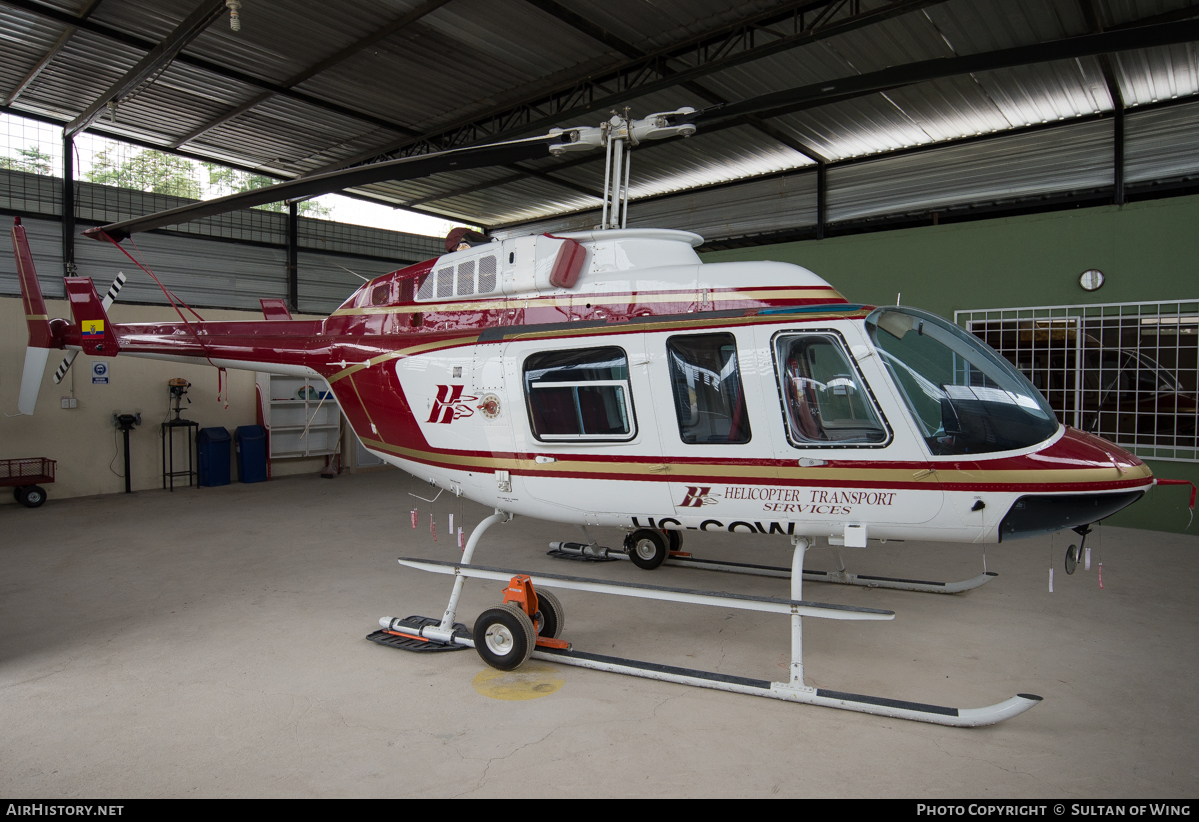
[379,515,1041,728]
[548,541,999,594]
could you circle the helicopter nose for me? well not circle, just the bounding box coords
[1064,427,1147,477]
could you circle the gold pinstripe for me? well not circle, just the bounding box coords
[329,287,845,317]
[357,436,1153,486]
[326,308,867,382]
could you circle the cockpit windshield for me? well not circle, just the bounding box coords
[865,307,1059,456]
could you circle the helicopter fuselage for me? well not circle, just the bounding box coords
[27,227,1152,544]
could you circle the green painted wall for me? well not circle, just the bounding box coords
[703,195,1199,534]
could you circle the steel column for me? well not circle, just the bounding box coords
[1114,99,1125,205]
[816,162,827,240]
[287,201,298,312]
[62,131,75,277]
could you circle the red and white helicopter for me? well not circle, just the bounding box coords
[10,98,1161,728]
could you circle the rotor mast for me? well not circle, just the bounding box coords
[549,107,698,230]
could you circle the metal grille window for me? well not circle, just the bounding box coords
[957,301,1199,462]
[416,271,434,300]
[478,255,497,293]
[436,266,454,299]
[456,260,475,296]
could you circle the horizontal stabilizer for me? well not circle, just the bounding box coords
[260,298,293,321]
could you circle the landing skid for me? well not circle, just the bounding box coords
[547,541,998,594]
[371,511,1040,728]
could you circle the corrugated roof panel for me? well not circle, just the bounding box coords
[769,95,947,159]
[423,175,598,224]
[627,171,818,240]
[925,0,1086,54]
[295,0,614,134]
[1125,99,1199,182]
[0,5,73,97]
[827,117,1114,224]
[549,0,790,54]
[968,59,1110,126]
[16,29,144,120]
[353,165,528,207]
[622,125,813,199]
[1115,43,1199,106]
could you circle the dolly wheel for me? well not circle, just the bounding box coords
[534,589,565,639]
[18,485,46,508]
[12,486,21,502]
[474,603,536,671]
[626,528,668,570]
[664,530,683,553]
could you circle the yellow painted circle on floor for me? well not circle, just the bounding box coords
[472,662,565,701]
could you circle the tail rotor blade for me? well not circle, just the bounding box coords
[53,351,78,385]
[18,346,50,415]
[102,271,127,308]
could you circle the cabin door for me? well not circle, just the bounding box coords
[507,333,675,524]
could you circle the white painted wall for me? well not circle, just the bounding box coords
[0,296,326,504]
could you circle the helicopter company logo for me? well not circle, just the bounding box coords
[679,486,720,508]
[428,384,478,424]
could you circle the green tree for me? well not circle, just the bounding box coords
[201,162,331,217]
[87,147,201,199]
[0,145,54,175]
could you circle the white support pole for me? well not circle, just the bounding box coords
[600,125,614,229]
[620,146,632,229]
[437,508,510,632]
[609,138,625,230]
[790,535,810,689]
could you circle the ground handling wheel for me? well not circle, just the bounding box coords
[533,589,565,639]
[474,603,536,671]
[664,530,683,553]
[17,485,46,508]
[625,528,668,570]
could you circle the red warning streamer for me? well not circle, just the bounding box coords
[1156,479,1197,528]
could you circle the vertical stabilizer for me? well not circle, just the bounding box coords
[12,217,53,414]
[13,218,52,348]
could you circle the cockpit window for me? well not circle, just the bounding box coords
[774,334,887,446]
[866,307,1059,455]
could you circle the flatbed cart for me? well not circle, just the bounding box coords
[1,457,56,508]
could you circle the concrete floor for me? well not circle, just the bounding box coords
[2,470,1197,798]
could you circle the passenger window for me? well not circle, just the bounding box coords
[667,333,750,444]
[370,281,391,306]
[524,347,635,442]
[775,334,887,446]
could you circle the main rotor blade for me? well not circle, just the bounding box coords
[693,18,1199,125]
[85,134,569,241]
